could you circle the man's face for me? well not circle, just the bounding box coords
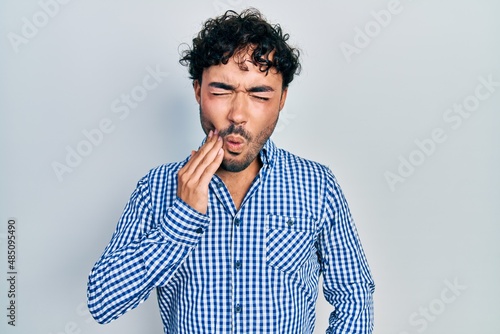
[194,51,288,172]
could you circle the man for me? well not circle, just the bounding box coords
[87,8,375,333]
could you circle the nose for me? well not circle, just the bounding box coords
[227,92,248,126]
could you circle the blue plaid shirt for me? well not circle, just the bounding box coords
[87,139,374,333]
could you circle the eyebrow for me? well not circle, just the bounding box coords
[208,82,235,90]
[208,82,275,93]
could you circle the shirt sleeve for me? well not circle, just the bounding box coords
[87,174,210,324]
[319,170,375,333]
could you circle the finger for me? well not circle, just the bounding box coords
[184,131,217,165]
[198,147,224,186]
[187,136,223,182]
[183,132,221,176]
[179,130,215,173]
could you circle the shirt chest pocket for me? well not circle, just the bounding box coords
[265,214,316,274]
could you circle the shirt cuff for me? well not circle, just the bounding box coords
[158,198,210,246]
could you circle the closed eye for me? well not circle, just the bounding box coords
[252,95,270,101]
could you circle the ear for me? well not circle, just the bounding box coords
[194,80,201,104]
[278,87,288,111]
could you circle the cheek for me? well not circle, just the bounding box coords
[200,105,223,131]
[200,106,219,124]
[201,94,226,115]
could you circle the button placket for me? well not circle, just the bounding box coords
[232,214,243,322]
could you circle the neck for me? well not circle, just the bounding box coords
[216,157,262,210]
[216,157,262,184]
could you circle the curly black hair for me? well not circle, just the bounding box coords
[179,8,301,88]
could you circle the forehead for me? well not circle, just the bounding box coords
[201,52,283,88]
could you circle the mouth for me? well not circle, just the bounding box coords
[224,135,245,154]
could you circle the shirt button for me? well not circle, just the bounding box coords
[235,260,242,269]
[217,182,224,188]
[286,218,294,226]
[234,218,240,227]
[195,227,203,234]
[235,304,242,313]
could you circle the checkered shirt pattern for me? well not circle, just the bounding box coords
[87,139,375,333]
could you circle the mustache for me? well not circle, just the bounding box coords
[218,124,251,141]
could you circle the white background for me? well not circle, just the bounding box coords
[1,0,499,333]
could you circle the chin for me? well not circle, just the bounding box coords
[221,157,251,173]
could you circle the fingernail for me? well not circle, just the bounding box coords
[218,136,222,141]
[214,129,219,135]
[208,130,213,138]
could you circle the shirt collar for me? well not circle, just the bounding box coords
[259,139,277,169]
